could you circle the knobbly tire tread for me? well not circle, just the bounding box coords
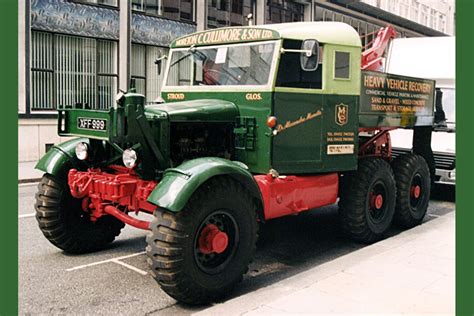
[146,176,259,305]
[391,154,431,228]
[35,173,124,254]
[338,158,397,244]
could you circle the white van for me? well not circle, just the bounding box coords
[386,36,455,185]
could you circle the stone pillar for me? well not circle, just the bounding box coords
[119,0,131,94]
[255,0,265,25]
[196,0,207,31]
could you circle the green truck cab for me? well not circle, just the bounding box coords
[35,22,435,304]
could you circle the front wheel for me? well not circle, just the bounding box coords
[146,177,258,305]
[35,174,124,254]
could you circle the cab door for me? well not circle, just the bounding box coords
[271,39,324,174]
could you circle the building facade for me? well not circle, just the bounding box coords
[19,0,455,162]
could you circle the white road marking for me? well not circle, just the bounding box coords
[112,259,148,275]
[19,182,40,187]
[66,251,146,272]
[428,214,441,218]
[19,213,36,218]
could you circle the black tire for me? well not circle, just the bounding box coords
[392,154,431,228]
[35,173,125,254]
[339,158,397,244]
[146,176,258,305]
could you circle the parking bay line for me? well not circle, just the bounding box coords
[112,259,148,275]
[19,213,36,218]
[66,251,147,274]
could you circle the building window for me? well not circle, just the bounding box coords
[267,0,304,24]
[31,32,117,111]
[72,0,118,7]
[131,44,168,102]
[132,0,194,21]
[207,0,252,29]
[411,0,419,20]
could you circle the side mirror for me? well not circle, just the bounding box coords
[300,39,320,71]
[154,55,168,75]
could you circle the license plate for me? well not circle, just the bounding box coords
[77,117,107,132]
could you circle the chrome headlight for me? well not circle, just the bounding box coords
[122,149,138,169]
[75,142,89,161]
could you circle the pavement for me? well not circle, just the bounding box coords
[195,210,455,315]
[18,160,43,183]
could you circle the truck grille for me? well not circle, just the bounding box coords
[392,148,455,170]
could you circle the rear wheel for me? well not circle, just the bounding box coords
[339,158,397,244]
[146,177,258,305]
[35,173,124,254]
[392,154,431,228]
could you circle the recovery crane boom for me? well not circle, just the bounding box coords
[361,25,397,71]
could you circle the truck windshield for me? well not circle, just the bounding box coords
[165,41,277,87]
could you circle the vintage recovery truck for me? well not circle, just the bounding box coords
[35,22,436,304]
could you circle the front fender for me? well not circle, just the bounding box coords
[147,157,263,213]
[35,138,89,179]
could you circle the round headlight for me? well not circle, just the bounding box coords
[122,149,138,169]
[75,142,89,160]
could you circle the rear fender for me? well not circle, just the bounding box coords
[35,138,89,180]
[147,157,263,214]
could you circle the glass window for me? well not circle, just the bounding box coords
[134,0,193,21]
[166,41,277,87]
[207,0,252,28]
[97,40,118,109]
[131,44,147,95]
[146,46,168,102]
[276,40,323,89]
[31,32,54,110]
[71,0,118,7]
[267,0,304,24]
[31,31,118,111]
[334,51,350,79]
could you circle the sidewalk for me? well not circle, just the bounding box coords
[18,161,43,183]
[195,212,455,315]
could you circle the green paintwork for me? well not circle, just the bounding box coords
[35,138,89,178]
[145,99,239,122]
[161,91,273,174]
[147,157,261,212]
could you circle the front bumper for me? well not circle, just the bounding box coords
[436,168,456,185]
[68,166,158,230]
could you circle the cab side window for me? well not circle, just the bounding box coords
[276,40,322,89]
[334,51,350,79]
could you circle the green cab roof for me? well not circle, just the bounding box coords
[171,22,362,48]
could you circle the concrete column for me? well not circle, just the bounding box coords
[18,0,29,114]
[304,0,314,21]
[196,0,207,31]
[119,0,131,94]
[255,0,265,25]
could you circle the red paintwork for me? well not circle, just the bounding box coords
[361,25,397,71]
[254,173,339,220]
[104,205,151,230]
[198,224,229,254]
[412,185,421,199]
[374,194,384,209]
[358,128,394,159]
[68,167,158,230]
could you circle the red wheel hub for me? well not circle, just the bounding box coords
[411,185,421,199]
[373,194,384,209]
[198,224,229,254]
